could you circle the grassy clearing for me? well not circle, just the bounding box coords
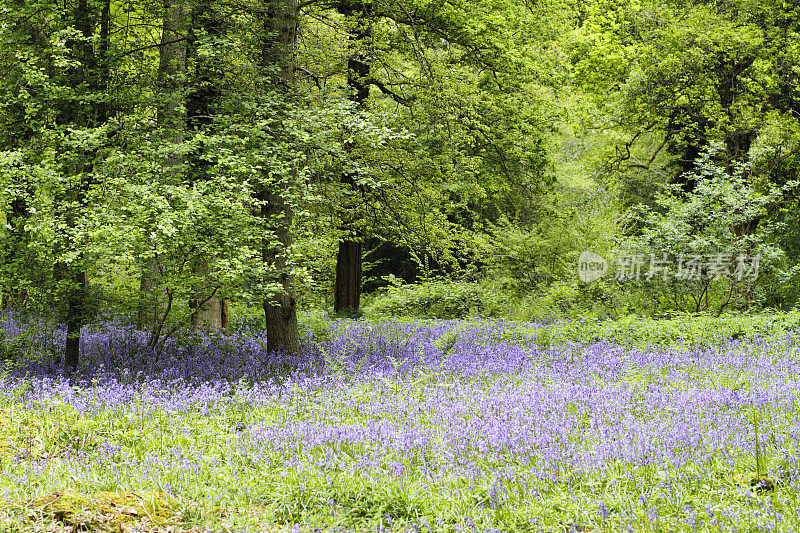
[2,316,800,531]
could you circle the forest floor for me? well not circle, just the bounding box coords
[1,316,799,532]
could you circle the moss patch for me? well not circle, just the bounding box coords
[6,489,184,532]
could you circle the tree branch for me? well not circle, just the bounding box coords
[296,64,322,90]
[368,79,415,106]
[112,36,188,61]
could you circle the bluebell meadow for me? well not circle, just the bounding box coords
[1,312,799,531]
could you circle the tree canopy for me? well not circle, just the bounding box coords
[1,0,799,367]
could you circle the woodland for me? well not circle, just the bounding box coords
[5,2,800,530]
[2,0,800,366]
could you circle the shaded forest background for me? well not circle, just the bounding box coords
[1,0,799,367]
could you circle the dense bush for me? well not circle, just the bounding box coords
[364,280,502,319]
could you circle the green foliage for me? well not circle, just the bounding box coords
[227,302,266,333]
[621,143,795,314]
[617,0,800,169]
[2,0,800,351]
[510,279,623,322]
[0,320,61,369]
[0,329,33,367]
[297,309,334,345]
[365,280,502,319]
[511,310,800,350]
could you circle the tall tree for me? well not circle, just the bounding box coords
[332,0,372,314]
[138,0,188,333]
[51,0,113,370]
[185,0,229,330]
[613,0,800,187]
[259,0,301,354]
[299,0,551,300]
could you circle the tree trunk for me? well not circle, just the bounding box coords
[157,0,187,135]
[260,187,299,354]
[260,0,300,355]
[263,205,300,354]
[190,284,227,332]
[333,0,371,314]
[191,297,226,329]
[63,271,88,371]
[52,0,109,372]
[334,239,362,312]
[188,266,227,332]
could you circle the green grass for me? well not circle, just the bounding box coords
[503,311,800,350]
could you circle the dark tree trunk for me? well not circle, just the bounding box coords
[259,0,300,354]
[63,272,88,371]
[334,240,362,312]
[260,188,300,355]
[186,0,222,137]
[265,295,299,354]
[52,0,110,372]
[53,183,89,373]
[264,281,300,355]
[333,0,372,314]
[157,0,187,133]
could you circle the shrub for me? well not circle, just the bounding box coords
[365,280,500,319]
[298,309,334,344]
[228,302,266,334]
